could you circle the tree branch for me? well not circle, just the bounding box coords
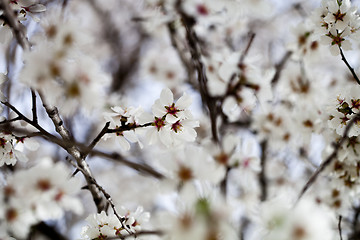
[175,0,219,142]
[259,140,268,201]
[39,94,107,213]
[339,47,360,85]
[31,89,38,124]
[271,51,292,87]
[297,112,360,201]
[339,215,343,240]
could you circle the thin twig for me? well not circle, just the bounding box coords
[84,122,110,157]
[339,215,343,240]
[259,140,267,202]
[339,47,360,85]
[271,51,292,86]
[239,32,256,64]
[66,157,131,235]
[167,21,196,85]
[175,0,219,142]
[297,112,360,201]
[31,89,38,124]
[39,94,107,213]
[106,122,152,134]
[220,166,231,196]
[89,150,164,179]
[0,116,21,124]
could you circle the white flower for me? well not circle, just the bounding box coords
[0,133,28,167]
[140,88,199,148]
[120,206,150,233]
[323,0,355,31]
[320,26,352,55]
[7,158,83,221]
[252,196,335,240]
[81,207,150,239]
[152,88,192,123]
[81,211,122,239]
[327,86,360,137]
[103,105,144,151]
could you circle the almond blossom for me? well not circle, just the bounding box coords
[313,0,360,55]
[1,158,83,238]
[103,105,144,151]
[140,88,199,148]
[81,206,150,240]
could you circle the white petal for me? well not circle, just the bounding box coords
[123,130,138,143]
[176,93,192,109]
[117,136,130,151]
[165,114,178,123]
[160,88,173,106]
[152,100,166,117]
[24,138,40,151]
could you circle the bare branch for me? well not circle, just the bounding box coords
[39,94,107,213]
[239,32,256,65]
[84,121,110,157]
[66,157,130,234]
[259,140,268,201]
[175,0,219,142]
[31,89,38,124]
[339,47,360,85]
[298,112,360,201]
[271,51,292,86]
[339,215,343,240]
[89,150,164,179]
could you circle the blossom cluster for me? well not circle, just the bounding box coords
[0,158,83,238]
[3,0,360,239]
[142,88,199,148]
[313,0,360,55]
[19,10,109,116]
[0,132,39,167]
[104,88,199,150]
[81,206,150,240]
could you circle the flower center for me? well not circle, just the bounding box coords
[154,117,165,131]
[171,121,182,133]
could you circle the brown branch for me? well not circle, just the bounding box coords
[89,150,164,179]
[271,51,292,86]
[87,0,147,92]
[84,121,110,157]
[339,215,343,240]
[175,0,219,142]
[339,47,360,86]
[298,112,360,201]
[0,121,164,179]
[106,122,152,134]
[220,166,231,196]
[167,21,196,85]
[31,89,38,124]
[66,157,130,235]
[239,32,256,65]
[39,94,107,213]
[259,140,267,201]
